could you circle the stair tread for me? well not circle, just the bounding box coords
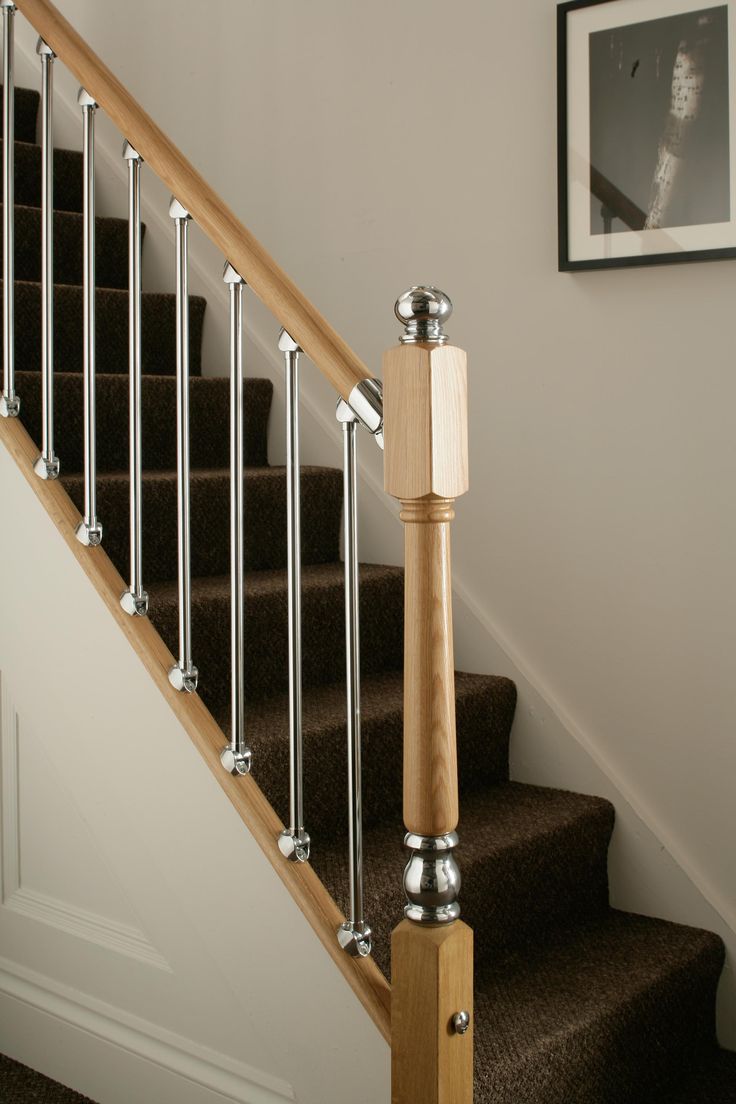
[153,559,403,602]
[472,910,724,1102]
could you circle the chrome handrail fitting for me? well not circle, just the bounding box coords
[277,329,310,863]
[119,141,148,616]
[0,1,19,418]
[220,262,252,776]
[167,198,198,693]
[33,38,59,479]
[74,89,102,546]
[336,399,372,957]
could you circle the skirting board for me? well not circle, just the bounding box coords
[0,956,295,1104]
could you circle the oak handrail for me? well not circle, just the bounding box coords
[14,0,373,401]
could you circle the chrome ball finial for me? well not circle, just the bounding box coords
[395,286,452,345]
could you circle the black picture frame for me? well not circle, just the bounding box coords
[558,0,736,270]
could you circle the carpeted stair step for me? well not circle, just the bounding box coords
[473,911,724,1104]
[311,782,613,970]
[0,1052,96,1103]
[19,371,268,472]
[62,465,343,581]
[148,562,405,714]
[8,282,206,376]
[661,1048,736,1103]
[1,139,83,212]
[0,86,40,143]
[1,204,136,288]
[221,670,516,838]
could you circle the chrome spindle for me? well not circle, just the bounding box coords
[220,263,252,776]
[168,198,197,693]
[74,89,102,546]
[119,142,148,616]
[336,400,372,957]
[0,1,19,419]
[33,38,59,479]
[277,330,310,863]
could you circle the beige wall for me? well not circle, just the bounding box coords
[13,0,735,1039]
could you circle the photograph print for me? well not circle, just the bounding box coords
[558,0,736,269]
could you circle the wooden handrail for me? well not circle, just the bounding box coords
[14,0,373,401]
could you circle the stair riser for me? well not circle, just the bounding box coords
[460,813,613,956]
[0,86,39,143]
[250,684,513,842]
[1,205,134,288]
[1,140,83,212]
[19,371,269,472]
[150,571,405,710]
[476,942,723,1104]
[8,283,206,377]
[63,468,344,581]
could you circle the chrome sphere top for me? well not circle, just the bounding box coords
[395,286,452,345]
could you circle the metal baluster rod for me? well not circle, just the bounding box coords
[336,399,372,958]
[278,330,310,863]
[119,141,148,616]
[168,197,198,693]
[220,262,252,776]
[33,38,59,479]
[0,0,19,419]
[74,89,102,546]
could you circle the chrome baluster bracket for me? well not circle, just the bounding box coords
[220,262,252,776]
[0,0,19,418]
[277,328,310,864]
[345,377,384,450]
[33,37,60,479]
[167,197,198,693]
[119,141,148,617]
[74,88,103,547]
[335,398,372,957]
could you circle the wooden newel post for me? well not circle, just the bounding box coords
[384,288,473,1104]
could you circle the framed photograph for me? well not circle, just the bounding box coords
[558,0,736,269]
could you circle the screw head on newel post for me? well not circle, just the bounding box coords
[394,286,452,345]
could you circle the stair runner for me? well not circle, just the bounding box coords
[3,85,735,1104]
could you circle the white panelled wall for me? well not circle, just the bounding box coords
[0,445,389,1102]
[2,0,734,1066]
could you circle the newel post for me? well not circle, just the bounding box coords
[384,288,473,1104]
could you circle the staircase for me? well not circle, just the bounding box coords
[1,27,735,1104]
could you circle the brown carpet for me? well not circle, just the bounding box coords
[0,1054,97,1103]
[7,85,735,1102]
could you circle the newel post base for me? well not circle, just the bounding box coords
[391,919,474,1104]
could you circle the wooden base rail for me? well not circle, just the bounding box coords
[384,290,473,1104]
[13,0,373,402]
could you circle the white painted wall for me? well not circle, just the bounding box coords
[0,444,390,1103]
[8,0,735,1047]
